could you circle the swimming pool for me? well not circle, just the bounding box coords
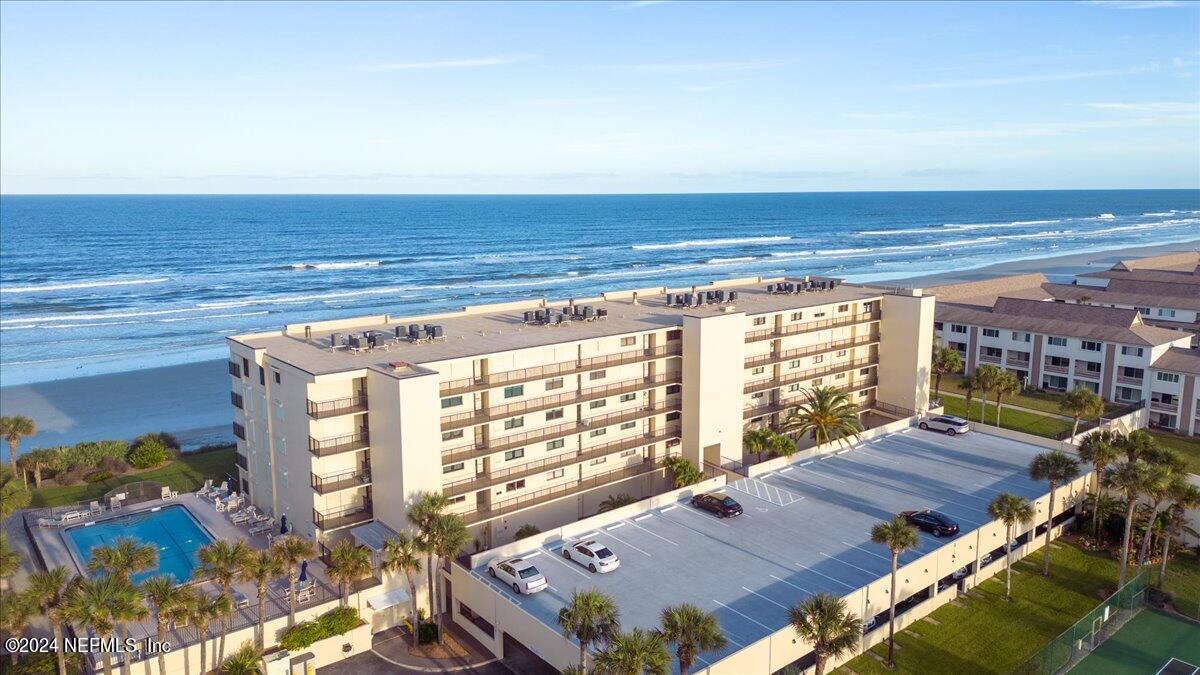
[64,505,214,584]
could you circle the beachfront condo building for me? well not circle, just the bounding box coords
[227,275,934,607]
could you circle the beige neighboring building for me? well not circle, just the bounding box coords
[227,275,934,621]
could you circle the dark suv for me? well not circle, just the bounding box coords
[900,509,959,537]
[691,493,743,518]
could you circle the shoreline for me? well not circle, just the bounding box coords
[1,238,1196,456]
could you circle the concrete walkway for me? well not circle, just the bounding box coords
[320,621,507,675]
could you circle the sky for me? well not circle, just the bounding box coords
[1,0,1198,194]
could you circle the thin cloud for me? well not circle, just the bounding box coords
[843,112,919,120]
[903,64,1159,89]
[631,59,788,73]
[1079,1,1185,8]
[1085,101,1199,113]
[612,0,669,8]
[361,55,533,72]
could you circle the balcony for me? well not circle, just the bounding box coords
[1116,374,1145,386]
[978,352,1002,365]
[441,398,683,466]
[1149,399,1179,413]
[1005,355,1031,369]
[743,357,877,394]
[743,333,880,370]
[742,377,878,420]
[235,452,248,471]
[1073,366,1102,380]
[461,459,661,525]
[228,361,242,378]
[308,431,370,458]
[744,310,882,343]
[440,344,682,397]
[311,466,372,495]
[442,426,681,497]
[1043,361,1068,374]
[313,500,373,531]
[232,422,246,441]
[307,394,368,419]
[440,372,682,431]
[231,392,244,410]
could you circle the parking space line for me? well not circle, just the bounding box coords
[661,504,679,512]
[779,466,795,473]
[605,522,626,530]
[769,574,811,593]
[799,461,813,466]
[633,514,654,522]
[856,449,901,464]
[769,472,831,492]
[795,563,856,590]
[625,519,679,546]
[672,503,730,527]
[820,552,877,575]
[713,599,774,631]
[602,530,652,557]
[720,632,744,649]
[742,586,790,610]
[841,541,892,562]
[796,465,847,483]
[540,548,593,580]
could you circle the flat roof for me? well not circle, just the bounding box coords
[232,279,885,377]
[468,429,1049,668]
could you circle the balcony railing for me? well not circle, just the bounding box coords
[439,344,683,396]
[440,372,682,431]
[1149,399,1178,413]
[1043,362,1068,374]
[744,333,880,370]
[307,394,368,419]
[1073,366,1102,380]
[742,377,878,420]
[308,431,370,457]
[978,353,1002,364]
[743,357,877,394]
[442,426,681,497]
[313,500,373,531]
[1116,374,1145,386]
[441,398,682,466]
[1005,355,1031,368]
[744,310,881,343]
[461,459,661,525]
[311,466,372,495]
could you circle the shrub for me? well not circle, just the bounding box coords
[96,455,130,474]
[278,621,326,651]
[84,470,114,484]
[55,467,86,486]
[10,652,82,675]
[663,455,703,488]
[278,607,360,650]
[515,524,540,539]
[58,441,128,468]
[128,438,170,469]
[317,606,359,635]
[135,431,181,451]
[417,621,438,645]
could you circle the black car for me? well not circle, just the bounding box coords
[691,493,743,518]
[900,509,959,537]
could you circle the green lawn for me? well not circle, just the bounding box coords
[1146,430,1200,477]
[28,446,236,508]
[1162,549,1200,621]
[835,541,1120,675]
[934,373,1121,417]
[940,395,1074,439]
[1070,609,1200,675]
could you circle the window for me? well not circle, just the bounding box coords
[1048,336,1068,347]
[259,367,266,386]
[791,312,803,321]
[504,448,525,461]
[620,393,636,402]
[813,355,824,363]
[749,317,767,327]
[441,430,464,441]
[951,324,967,334]
[666,329,682,341]
[620,449,638,458]
[545,378,564,390]
[589,400,607,410]
[274,371,281,384]
[983,347,1003,358]
[1158,308,1177,318]
[982,328,1000,338]
[1121,346,1144,357]
[1115,387,1140,402]
[789,359,801,368]
[590,370,607,381]
[1043,375,1068,390]
[863,301,875,312]
[666,411,681,421]
[505,480,525,492]
[242,357,250,377]
[620,336,637,347]
[1157,372,1181,383]
[837,304,849,312]
[546,408,564,421]
[835,372,846,379]
[788,384,801,392]
[1081,360,1102,374]
[443,463,464,473]
[1137,307,1150,315]
[590,457,608,466]
[752,366,765,375]
[590,428,607,438]
[950,341,967,352]
[666,384,681,395]
[934,321,944,331]
[547,439,565,451]
[860,368,871,375]
[812,378,823,386]
[546,468,565,479]
[1119,366,1144,379]
[813,311,826,318]
[836,350,847,357]
[448,495,466,504]
[1047,356,1070,368]
[620,421,636,430]
[1012,332,1030,342]
[504,416,524,430]
[441,396,463,409]
[503,385,524,399]
[1081,340,1102,352]
[751,391,764,399]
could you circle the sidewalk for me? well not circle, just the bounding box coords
[320,620,508,675]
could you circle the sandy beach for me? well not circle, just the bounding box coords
[1,238,1196,457]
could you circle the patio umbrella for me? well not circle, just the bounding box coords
[280,515,288,534]
[299,560,308,583]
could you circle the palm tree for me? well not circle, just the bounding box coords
[557,589,621,674]
[88,536,158,583]
[1106,460,1149,588]
[0,533,22,590]
[1058,387,1104,440]
[381,533,423,647]
[1083,492,1124,546]
[111,578,148,675]
[961,372,980,419]
[1028,450,1080,577]
[0,416,36,485]
[987,493,1035,601]
[141,576,195,675]
[593,628,670,675]
[0,468,31,520]
[743,428,772,464]
[991,371,1021,426]
[1135,464,1176,566]
[931,346,962,401]
[870,516,918,668]
[781,386,863,448]
[270,535,314,628]
[1119,430,1157,462]
[327,539,372,608]
[221,641,262,675]
[0,587,35,667]
[62,575,121,675]
[766,431,796,459]
[1077,430,1123,536]
[787,593,862,675]
[659,603,727,675]
[1158,480,1200,589]
[238,549,283,649]
[196,539,252,665]
[29,566,75,675]
[598,494,636,513]
[408,492,449,617]
[189,592,230,675]
[972,364,1002,424]
[429,513,470,643]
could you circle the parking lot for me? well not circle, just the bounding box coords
[469,428,1051,668]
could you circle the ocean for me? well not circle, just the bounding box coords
[1,190,1198,386]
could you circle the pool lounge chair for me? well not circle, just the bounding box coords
[229,509,251,524]
[230,590,250,609]
[37,517,59,528]
[196,479,214,497]
[160,486,178,501]
[108,496,123,512]
[88,501,103,515]
[60,510,84,524]
[248,519,274,536]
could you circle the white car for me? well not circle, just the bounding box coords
[919,415,971,436]
[863,616,877,633]
[487,557,548,594]
[951,565,970,580]
[562,539,620,573]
